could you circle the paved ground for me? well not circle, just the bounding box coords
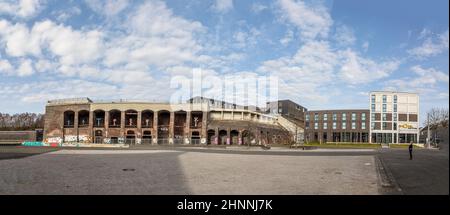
[0,145,448,195]
[0,147,379,195]
[377,147,449,195]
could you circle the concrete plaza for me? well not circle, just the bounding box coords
[0,147,379,195]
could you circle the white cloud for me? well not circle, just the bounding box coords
[0,0,44,18]
[212,0,233,13]
[0,19,104,65]
[280,29,294,46]
[53,7,82,22]
[408,29,449,59]
[251,3,268,13]
[334,24,356,46]
[233,28,261,48]
[362,41,369,52]
[0,59,14,75]
[384,65,449,96]
[338,49,400,84]
[34,59,56,72]
[258,41,338,104]
[0,20,41,57]
[17,58,34,76]
[418,28,432,40]
[277,0,332,40]
[85,0,129,17]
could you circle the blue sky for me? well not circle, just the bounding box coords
[0,0,448,125]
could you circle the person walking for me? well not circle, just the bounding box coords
[408,141,413,160]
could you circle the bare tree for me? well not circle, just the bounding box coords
[0,112,44,131]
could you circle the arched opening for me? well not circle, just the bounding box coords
[218,130,227,145]
[158,110,170,144]
[93,110,105,127]
[63,111,75,128]
[190,111,203,128]
[230,130,239,145]
[191,131,200,144]
[125,109,138,128]
[78,110,89,128]
[174,111,187,144]
[109,109,121,128]
[207,129,215,145]
[141,110,154,128]
[142,130,152,144]
[94,130,103,144]
[241,130,253,146]
[125,130,136,145]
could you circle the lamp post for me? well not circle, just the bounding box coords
[427,113,431,149]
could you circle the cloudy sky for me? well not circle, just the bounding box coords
[0,0,448,124]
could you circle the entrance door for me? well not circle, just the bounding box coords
[94,130,103,144]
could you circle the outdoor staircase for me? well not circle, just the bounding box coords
[276,115,304,143]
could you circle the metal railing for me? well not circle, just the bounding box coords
[190,139,201,145]
[157,138,169,145]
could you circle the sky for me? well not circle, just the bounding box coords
[0,0,448,125]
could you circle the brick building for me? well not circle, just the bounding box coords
[43,98,291,145]
[304,109,370,143]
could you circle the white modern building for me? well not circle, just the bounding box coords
[369,91,420,144]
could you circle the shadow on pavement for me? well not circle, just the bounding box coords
[0,149,192,195]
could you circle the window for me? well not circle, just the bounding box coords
[362,113,366,121]
[371,113,376,121]
[323,113,328,121]
[382,113,387,121]
[342,122,347,129]
[371,104,375,111]
[393,122,397,130]
[394,95,397,103]
[351,113,356,121]
[278,108,282,113]
[382,104,386,112]
[314,122,318,129]
[332,122,337,129]
[305,114,310,121]
[371,95,376,103]
[361,123,366,130]
[332,113,337,121]
[371,122,375,129]
[342,113,347,121]
[394,104,397,112]
[323,122,327,129]
[393,114,397,121]
[314,113,319,121]
[382,95,387,103]
[352,122,356,129]
[382,122,388,130]
[305,122,310,129]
